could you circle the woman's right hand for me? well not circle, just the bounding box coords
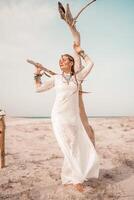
[35,63,43,75]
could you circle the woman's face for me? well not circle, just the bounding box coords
[59,55,73,72]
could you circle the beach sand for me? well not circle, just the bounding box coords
[0,116,134,200]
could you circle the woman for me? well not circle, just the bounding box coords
[34,43,100,192]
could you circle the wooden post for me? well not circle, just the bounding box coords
[0,111,6,168]
[58,2,96,146]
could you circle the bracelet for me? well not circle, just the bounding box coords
[34,73,42,81]
[78,50,88,59]
[34,73,42,76]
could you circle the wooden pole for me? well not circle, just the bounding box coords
[58,2,96,147]
[0,114,6,168]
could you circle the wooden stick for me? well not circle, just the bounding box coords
[58,0,96,26]
[0,116,5,168]
[58,1,96,147]
[26,59,57,77]
[74,0,96,23]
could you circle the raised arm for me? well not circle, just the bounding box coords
[76,53,94,81]
[73,48,82,72]
[73,44,94,81]
[34,63,55,93]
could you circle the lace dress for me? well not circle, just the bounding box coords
[36,56,100,184]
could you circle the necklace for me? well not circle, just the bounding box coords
[62,72,72,84]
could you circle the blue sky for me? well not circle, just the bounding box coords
[0,0,134,117]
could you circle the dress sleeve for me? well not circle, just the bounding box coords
[73,50,82,72]
[76,55,94,81]
[35,75,55,93]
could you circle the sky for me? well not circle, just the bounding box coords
[0,0,134,117]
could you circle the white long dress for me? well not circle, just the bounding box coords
[36,56,100,184]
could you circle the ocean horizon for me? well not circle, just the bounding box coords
[9,116,134,119]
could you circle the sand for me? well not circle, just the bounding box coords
[0,116,134,200]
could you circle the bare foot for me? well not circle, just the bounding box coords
[74,183,85,192]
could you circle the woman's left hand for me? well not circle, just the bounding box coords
[34,63,43,75]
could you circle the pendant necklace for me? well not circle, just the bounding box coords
[63,72,72,85]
